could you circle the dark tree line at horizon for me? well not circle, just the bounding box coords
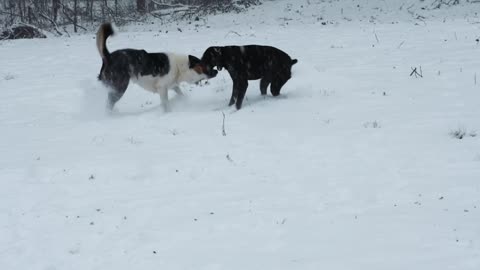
[1,0,467,37]
[0,0,259,35]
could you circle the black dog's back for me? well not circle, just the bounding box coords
[218,45,296,79]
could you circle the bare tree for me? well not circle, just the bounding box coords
[137,0,146,14]
[52,0,60,22]
[73,0,77,32]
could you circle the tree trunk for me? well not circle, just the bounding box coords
[73,0,78,32]
[18,1,24,22]
[102,0,108,21]
[8,0,14,25]
[27,6,33,24]
[52,0,60,23]
[137,0,146,14]
[89,0,94,21]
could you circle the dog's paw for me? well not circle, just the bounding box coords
[162,103,172,113]
[105,107,119,115]
[227,107,238,114]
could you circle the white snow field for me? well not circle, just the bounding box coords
[1,0,480,269]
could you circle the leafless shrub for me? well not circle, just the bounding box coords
[450,127,477,139]
[410,66,423,78]
[1,25,46,39]
[432,0,461,9]
[450,128,467,139]
[364,121,381,128]
[4,73,15,80]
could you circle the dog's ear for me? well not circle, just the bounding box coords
[188,55,201,69]
[193,64,204,74]
[192,62,218,78]
[291,59,298,65]
[188,55,207,74]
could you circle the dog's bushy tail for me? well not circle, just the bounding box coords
[96,23,114,64]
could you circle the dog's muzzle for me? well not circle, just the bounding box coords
[207,69,218,78]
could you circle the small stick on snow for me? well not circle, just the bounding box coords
[410,68,417,77]
[225,31,241,38]
[410,67,423,78]
[374,32,380,44]
[397,41,405,49]
[221,112,227,136]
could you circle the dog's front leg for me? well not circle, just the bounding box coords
[235,80,248,110]
[228,86,237,107]
[228,80,237,106]
[158,87,171,112]
[260,77,271,96]
[173,86,184,96]
[229,78,246,107]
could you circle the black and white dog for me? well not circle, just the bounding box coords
[201,45,297,109]
[96,23,217,111]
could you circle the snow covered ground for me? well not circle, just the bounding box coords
[1,0,480,269]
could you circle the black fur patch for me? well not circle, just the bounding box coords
[108,50,170,78]
[188,55,201,69]
[201,45,297,109]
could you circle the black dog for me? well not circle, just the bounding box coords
[201,45,297,109]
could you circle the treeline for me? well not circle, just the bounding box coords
[0,0,260,35]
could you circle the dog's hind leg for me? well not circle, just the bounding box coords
[107,91,123,110]
[105,77,129,110]
[173,86,184,96]
[229,78,248,107]
[259,77,271,96]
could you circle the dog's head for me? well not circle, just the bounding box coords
[201,47,225,76]
[186,55,217,83]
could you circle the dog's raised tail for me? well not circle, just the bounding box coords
[291,59,298,65]
[96,23,114,63]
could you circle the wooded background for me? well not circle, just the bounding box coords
[0,0,260,35]
[1,0,471,36]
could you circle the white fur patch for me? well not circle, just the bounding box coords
[131,75,161,93]
[129,53,208,111]
[130,53,207,93]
